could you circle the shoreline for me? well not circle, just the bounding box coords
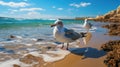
[0,21,120,67]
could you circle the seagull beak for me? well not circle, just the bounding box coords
[50,24,57,27]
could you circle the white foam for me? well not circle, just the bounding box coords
[15,36,23,39]
[26,51,41,57]
[0,59,37,67]
[0,59,20,67]
[25,43,33,46]
[35,41,56,45]
[23,38,37,42]
[26,49,70,62]
[40,49,70,62]
[10,35,22,40]
[35,42,46,45]
[31,38,37,41]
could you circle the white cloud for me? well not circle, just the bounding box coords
[27,11,39,15]
[7,7,45,15]
[57,8,63,10]
[20,8,45,11]
[52,6,63,11]
[0,1,29,8]
[70,2,91,8]
[80,2,91,7]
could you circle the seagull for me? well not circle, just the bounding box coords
[51,19,85,50]
[83,19,92,33]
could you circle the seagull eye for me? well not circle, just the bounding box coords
[58,22,62,24]
[58,22,61,24]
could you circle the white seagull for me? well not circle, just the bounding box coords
[51,19,85,50]
[83,19,92,33]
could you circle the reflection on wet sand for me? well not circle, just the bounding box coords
[83,32,92,45]
[82,32,92,52]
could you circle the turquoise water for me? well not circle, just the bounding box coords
[0,17,85,42]
[0,17,111,42]
[0,18,83,29]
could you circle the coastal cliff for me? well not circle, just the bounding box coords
[94,5,120,23]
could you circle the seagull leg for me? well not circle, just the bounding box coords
[61,43,64,49]
[66,43,69,50]
[86,29,89,33]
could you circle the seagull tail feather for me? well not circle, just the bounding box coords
[79,32,87,38]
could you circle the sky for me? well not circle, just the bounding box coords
[0,0,120,19]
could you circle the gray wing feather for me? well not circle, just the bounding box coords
[64,28,81,40]
[88,23,92,28]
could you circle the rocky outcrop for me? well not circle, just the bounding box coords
[101,40,120,67]
[102,24,120,36]
[94,5,120,23]
[13,54,45,67]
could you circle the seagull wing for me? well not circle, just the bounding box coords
[88,23,92,28]
[64,28,81,40]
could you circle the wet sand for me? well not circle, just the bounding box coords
[44,53,106,67]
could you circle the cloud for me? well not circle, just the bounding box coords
[8,7,45,14]
[52,6,63,11]
[20,8,45,11]
[0,1,29,8]
[27,11,39,15]
[70,2,91,8]
[57,8,63,10]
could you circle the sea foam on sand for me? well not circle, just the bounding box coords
[0,59,36,67]
[0,59,20,67]
[27,49,70,62]
[0,49,70,67]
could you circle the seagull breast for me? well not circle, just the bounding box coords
[83,19,92,29]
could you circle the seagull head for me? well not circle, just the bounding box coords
[85,19,88,22]
[51,19,63,27]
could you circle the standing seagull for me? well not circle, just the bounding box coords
[83,19,92,33]
[51,19,85,50]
